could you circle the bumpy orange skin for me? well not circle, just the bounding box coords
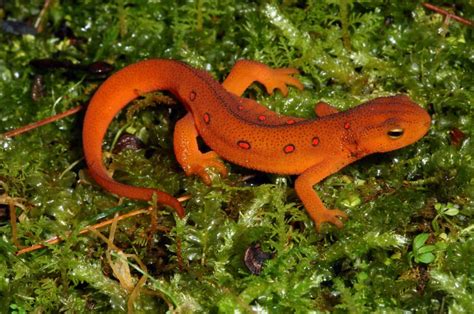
[83,59,431,229]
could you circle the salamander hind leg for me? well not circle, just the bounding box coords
[222,60,304,97]
[295,163,348,231]
[173,113,228,185]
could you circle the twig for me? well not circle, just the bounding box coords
[15,205,179,255]
[1,105,84,139]
[34,0,54,33]
[422,3,473,27]
[0,190,27,249]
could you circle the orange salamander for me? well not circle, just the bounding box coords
[83,59,431,230]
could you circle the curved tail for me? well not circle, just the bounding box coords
[82,59,185,217]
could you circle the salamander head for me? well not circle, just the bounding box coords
[352,95,431,153]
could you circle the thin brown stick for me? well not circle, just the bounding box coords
[16,207,153,255]
[15,194,190,255]
[1,190,27,249]
[1,105,84,138]
[176,238,184,272]
[422,3,473,27]
[34,0,53,32]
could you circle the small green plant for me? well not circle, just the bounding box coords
[10,304,27,314]
[408,233,436,265]
[432,202,460,233]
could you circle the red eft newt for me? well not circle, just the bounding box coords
[83,59,431,230]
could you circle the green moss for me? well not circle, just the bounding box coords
[0,0,473,312]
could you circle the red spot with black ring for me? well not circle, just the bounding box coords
[238,140,251,150]
[283,144,295,154]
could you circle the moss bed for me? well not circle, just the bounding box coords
[0,1,473,312]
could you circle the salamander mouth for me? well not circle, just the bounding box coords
[387,128,404,139]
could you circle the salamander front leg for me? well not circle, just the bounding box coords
[173,113,228,185]
[222,60,304,97]
[295,163,348,231]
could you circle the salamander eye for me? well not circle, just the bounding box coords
[387,128,404,139]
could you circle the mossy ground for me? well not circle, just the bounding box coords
[0,1,473,312]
